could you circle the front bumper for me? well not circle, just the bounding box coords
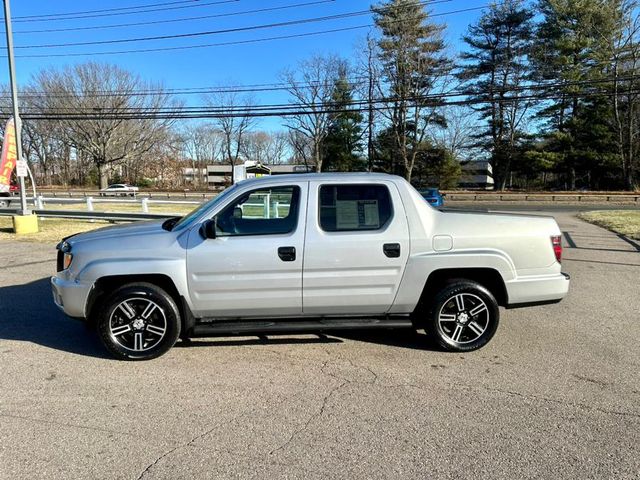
[51,275,91,319]
[505,272,570,307]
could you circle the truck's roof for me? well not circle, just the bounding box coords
[237,172,404,187]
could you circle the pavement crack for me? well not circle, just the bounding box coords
[474,385,640,420]
[269,377,347,456]
[0,412,135,438]
[136,412,249,480]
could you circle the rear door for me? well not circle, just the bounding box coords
[302,180,410,315]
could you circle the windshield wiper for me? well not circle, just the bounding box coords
[161,216,182,231]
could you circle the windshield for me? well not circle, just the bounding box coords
[172,184,239,231]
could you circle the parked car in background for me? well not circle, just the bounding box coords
[52,173,570,360]
[99,184,139,197]
[0,183,19,208]
[419,187,444,207]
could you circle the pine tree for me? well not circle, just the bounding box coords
[532,0,618,189]
[458,0,534,190]
[372,0,451,181]
[322,69,365,171]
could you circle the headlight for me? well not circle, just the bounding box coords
[57,240,72,253]
[63,252,73,270]
[56,241,73,270]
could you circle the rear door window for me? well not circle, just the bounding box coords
[319,184,392,232]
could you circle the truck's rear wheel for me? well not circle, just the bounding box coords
[425,280,499,352]
[95,283,181,360]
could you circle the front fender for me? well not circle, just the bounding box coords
[77,256,191,304]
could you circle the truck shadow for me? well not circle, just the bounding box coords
[181,329,439,352]
[0,277,439,357]
[334,329,440,352]
[0,277,110,359]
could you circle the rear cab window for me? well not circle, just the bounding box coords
[319,184,393,232]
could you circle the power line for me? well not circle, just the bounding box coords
[12,0,241,24]
[14,0,207,20]
[4,4,489,58]
[18,87,640,120]
[9,0,337,35]
[6,25,367,58]
[13,0,456,49]
[13,78,640,119]
[6,67,637,101]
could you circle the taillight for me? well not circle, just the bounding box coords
[551,235,562,263]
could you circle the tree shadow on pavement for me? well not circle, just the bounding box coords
[0,276,109,358]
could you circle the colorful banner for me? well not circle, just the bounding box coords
[0,117,17,194]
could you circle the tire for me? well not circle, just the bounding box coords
[423,280,499,352]
[95,283,181,360]
[0,199,9,208]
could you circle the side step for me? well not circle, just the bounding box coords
[190,317,413,337]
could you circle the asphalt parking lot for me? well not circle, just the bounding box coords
[0,209,639,479]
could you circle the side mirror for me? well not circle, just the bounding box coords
[200,218,217,239]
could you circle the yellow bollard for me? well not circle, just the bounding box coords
[12,214,39,234]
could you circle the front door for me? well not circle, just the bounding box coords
[302,181,410,315]
[186,183,307,318]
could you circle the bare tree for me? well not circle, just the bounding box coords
[181,123,224,188]
[29,62,179,189]
[354,33,383,171]
[240,130,288,164]
[204,89,255,184]
[281,54,343,172]
[287,129,313,166]
[429,106,476,161]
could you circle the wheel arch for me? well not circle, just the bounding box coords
[416,267,508,311]
[86,274,193,336]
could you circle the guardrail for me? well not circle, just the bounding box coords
[37,190,217,200]
[30,196,202,214]
[0,208,172,222]
[445,193,640,202]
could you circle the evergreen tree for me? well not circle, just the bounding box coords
[458,0,534,190]
[372,0,451,181]
[322,69,365,171]
[532,0,618,189]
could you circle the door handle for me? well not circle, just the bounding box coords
[278,246,296,261]
[383,243,401,258]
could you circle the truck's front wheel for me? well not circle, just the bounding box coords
[96,283,181,360]
[425,280,499,352]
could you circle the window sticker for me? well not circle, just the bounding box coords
[361,200,380,227]
[335,200,359,229]
[335,199,380,229]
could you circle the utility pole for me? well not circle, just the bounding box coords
[3,0,29,215]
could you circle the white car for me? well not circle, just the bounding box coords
[99,184,139,197]
[52,173,569,360]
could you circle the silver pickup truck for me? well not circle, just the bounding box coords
[52,173,569,360]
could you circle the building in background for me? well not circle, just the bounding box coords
[182,168,208,185]
[207,163,314,188]
[459,160,494,190]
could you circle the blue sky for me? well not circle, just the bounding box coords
[0,0,484,131]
